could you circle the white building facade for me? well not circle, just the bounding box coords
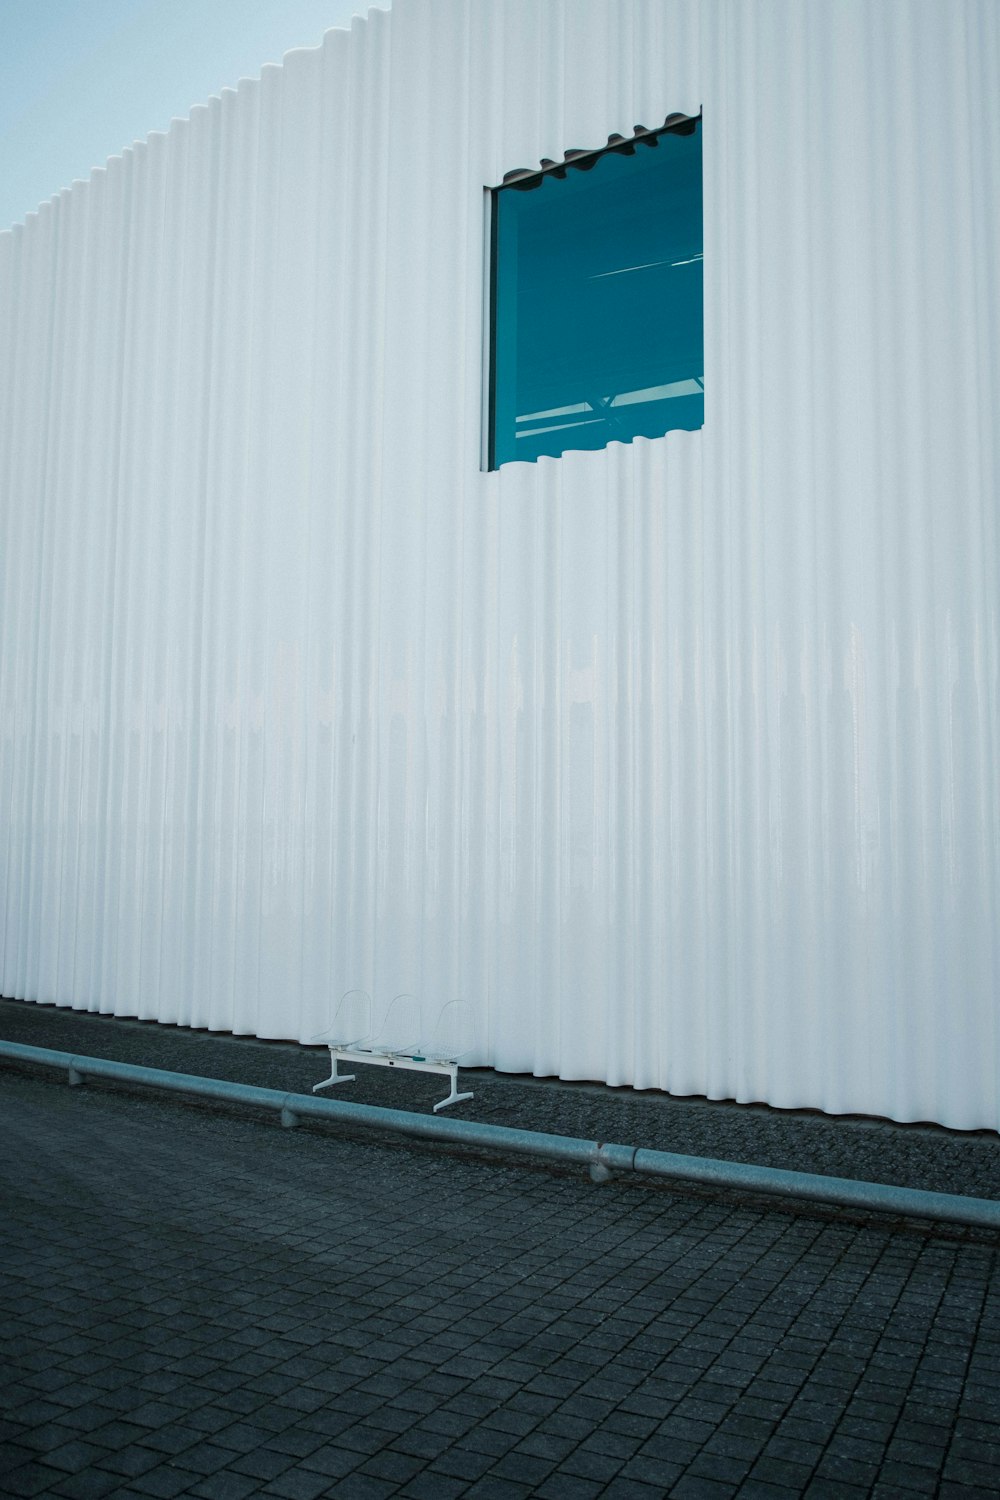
[2,0,998,1129]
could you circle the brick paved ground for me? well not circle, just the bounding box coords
[2,1000,1000,1498]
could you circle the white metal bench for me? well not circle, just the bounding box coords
[311,992,474,1112]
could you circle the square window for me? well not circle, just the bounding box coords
[488,115,703,469]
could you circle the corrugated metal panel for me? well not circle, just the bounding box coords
[1,0,998,1128]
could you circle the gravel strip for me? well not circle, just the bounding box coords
[2,995,998,1201]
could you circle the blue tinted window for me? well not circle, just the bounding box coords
[489,119,703,469]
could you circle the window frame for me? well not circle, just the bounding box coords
[484,112,703,473]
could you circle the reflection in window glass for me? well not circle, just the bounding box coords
[489,118,703,469]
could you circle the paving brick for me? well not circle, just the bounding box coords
[601,1480,667,1499]
[300,1443,367,1480]
[230,1450,297,1482]
[356,1447,425,1484]
[400,1475,472,1500]
[256,1470,332,1500]
[433,1447,495,1482]
[486,1449,555,1485]
[619,1452,687,1488]
[871,1460,941,1493]
[49,1474,127,1500]
[750,1452,818,1487]
[535,1475,604,1499]
[455,1424,517,1458]
[302,1476,394,1500]
[133,1424,204,1457]
[463,1479,533,1500]
[687,1449,757,1485]
[950,1436,1000,1469]
[332,1422,395,1458]
[0,1441,37,1475]
[37,1440,113,1475]
[1,1462,67,1498]
[5,1400,72,1429]
[668,1474,737,1497]
[188,1473,263,1500]
[580,1428,642,1461]
[814,1451,882,1488]
[737,1481,807,1499]
[803,1482,872,1499]
[86,1419,150,1451]
[943,1455,1000,1487]
[95,1443,166,1479]
[125,1401,189,1430]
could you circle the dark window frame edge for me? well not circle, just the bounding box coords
[498,111,702,194]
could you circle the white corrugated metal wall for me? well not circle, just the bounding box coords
[1,0,998,1129]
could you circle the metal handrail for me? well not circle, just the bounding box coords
[2,1040,997,1231]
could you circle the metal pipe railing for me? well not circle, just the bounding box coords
[2,1040,998,1230]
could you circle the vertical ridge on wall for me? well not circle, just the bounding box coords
[1,0,998,1129]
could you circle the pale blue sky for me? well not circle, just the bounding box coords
[0,0,387,231]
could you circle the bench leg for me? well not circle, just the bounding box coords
[433,1066,473,1112]
[312,1051,356,1093]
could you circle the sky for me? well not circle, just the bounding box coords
[0,0,389,232]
